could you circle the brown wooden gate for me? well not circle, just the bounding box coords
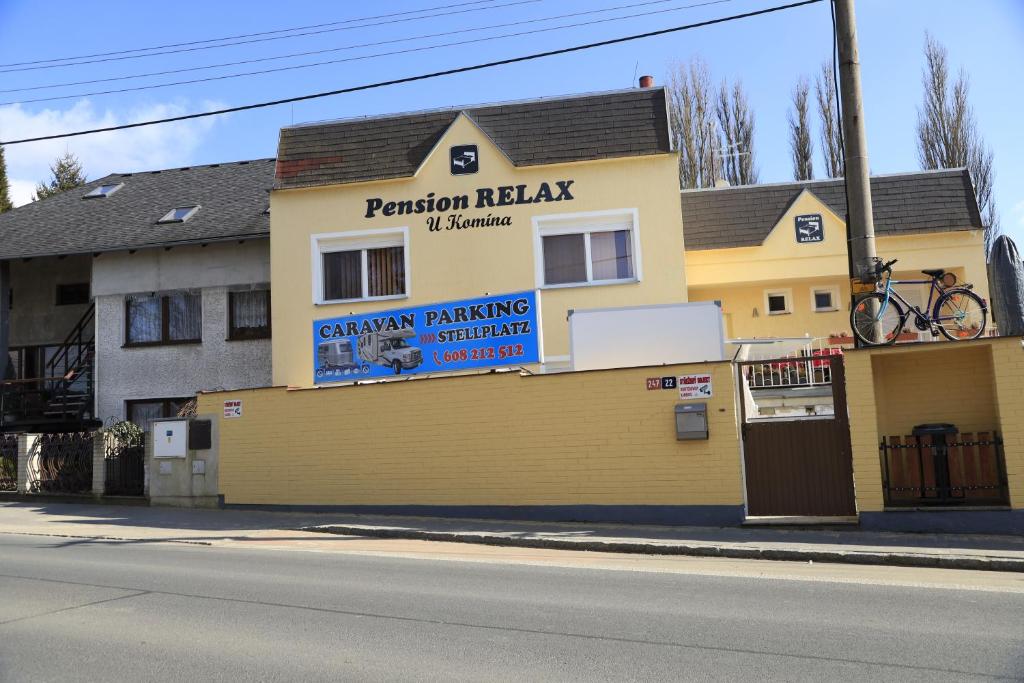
[740,355,857,518]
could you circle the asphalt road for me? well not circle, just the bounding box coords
[1,533,1022,682]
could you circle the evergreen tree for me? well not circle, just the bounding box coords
[788,78,814,181]
[33,152,86,201]
[0,145,13,213]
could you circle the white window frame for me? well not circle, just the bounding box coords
[764,288,792,316]
[311,227,410,305]
[83,182,124,199]
[158,205,200,223]
[532,208,642,290]
[810,285,840,312]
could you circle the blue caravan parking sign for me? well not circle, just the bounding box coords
[313,291,540,384]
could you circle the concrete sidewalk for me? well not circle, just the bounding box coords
[1,500,1023,571]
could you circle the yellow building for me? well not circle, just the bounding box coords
[682,169,987,342]
[270,86,687,388]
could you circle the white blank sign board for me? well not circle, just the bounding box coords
[569,301,725,371]
[153,419,187,458]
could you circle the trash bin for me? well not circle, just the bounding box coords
[912,423,958,502]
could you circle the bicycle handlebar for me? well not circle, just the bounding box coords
[876,258,898,274]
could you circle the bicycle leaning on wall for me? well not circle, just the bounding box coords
[850,258,988,346]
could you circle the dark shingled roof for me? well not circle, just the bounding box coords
[681,168,983,250]
[275,87,671,189]
[0,159,275,260]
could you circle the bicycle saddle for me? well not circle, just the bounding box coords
[921,268,945,277]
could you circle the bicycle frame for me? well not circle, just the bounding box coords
[875,275,944,327]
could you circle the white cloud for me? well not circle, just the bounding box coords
[0,99,228,207]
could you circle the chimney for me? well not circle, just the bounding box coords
[638,75,654,88]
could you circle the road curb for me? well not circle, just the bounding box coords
[303,525,1024,573]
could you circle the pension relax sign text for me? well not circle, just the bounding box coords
[363,180,575,232]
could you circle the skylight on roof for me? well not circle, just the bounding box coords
[83,182,123,199]
[158,206,200,223]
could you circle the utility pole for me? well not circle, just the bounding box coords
[834,0,879,344]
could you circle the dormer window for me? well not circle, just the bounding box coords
[83,183,123,199]
[158,206,200,223]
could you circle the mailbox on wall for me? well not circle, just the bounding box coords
[675,403,708,441]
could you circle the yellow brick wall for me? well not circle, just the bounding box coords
[844,337,1024,511]
[991,338,1024,507]
[199,362,743,508]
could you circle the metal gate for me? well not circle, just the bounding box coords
[1,434,17,491]
[739,354,857,518]
[104,428,145,496]
[30,432,94,494]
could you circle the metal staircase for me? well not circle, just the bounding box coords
[1,304,98,433]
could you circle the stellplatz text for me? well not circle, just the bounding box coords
[364,180,575,219]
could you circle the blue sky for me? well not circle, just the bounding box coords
[1,0,1021,242]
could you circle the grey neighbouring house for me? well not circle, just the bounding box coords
[0,158,275,432]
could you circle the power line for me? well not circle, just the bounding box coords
[1,0,696,95]
[0,0,540,74]
[0,0,824,146]
[0,0,507,68]
[0,0,734,106]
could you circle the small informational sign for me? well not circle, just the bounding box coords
[646,377,661,390]
[795,214,824,243]
[679,374,713,400]
[223,400,243,419]
[661,376,677,390]
[450,144,479,175]
[313,291,540,385]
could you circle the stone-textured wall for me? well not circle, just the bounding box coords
[95,287,271,424]
[93,241,272,424]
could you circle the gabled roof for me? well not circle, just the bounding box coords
[275,87,672,190]
[0,158,275,260]
[680,168,984,250]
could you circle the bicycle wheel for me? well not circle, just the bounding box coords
[933,288,987,341]
[851,293,904,346]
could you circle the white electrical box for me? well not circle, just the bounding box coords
[568,301,726,372]
[153,419,188,458]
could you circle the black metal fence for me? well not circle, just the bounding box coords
[104,431,145,496]
[0,434,16,492]
[30,432,94,494]
[880,432,1009,506]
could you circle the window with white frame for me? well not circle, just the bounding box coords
[764,289,791,315]
[811,286,840,312]
[313,229,409,304]
[535,211,639,288]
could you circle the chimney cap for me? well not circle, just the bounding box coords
[638,75,654,88]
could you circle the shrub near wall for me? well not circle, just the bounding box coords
[199,362,745,525]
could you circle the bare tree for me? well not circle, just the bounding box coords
[667,58,719,189]
[815,61,843,178]
[715,79,758,186]
[788,77,814,181]
[916,32,997,247]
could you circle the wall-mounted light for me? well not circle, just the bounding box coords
[752,307,759,318]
